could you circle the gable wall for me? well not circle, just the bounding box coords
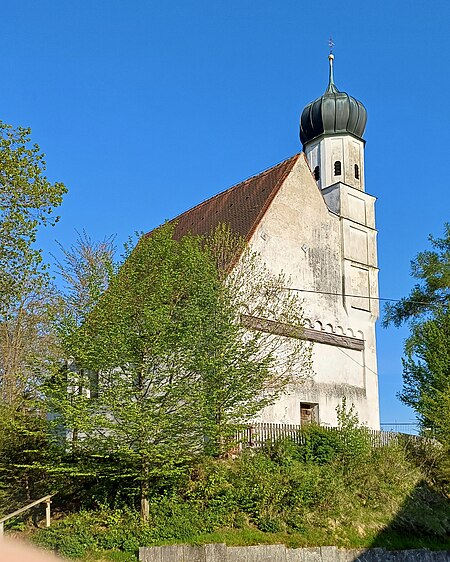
[247,155,380,428]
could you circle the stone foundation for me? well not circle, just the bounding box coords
[139,543,450,562]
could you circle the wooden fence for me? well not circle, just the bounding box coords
[235,422,425,449]
[0,494,56,536]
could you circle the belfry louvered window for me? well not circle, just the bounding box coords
[313,166,320,181]
[354,164,360,179]
[334,161,342,176]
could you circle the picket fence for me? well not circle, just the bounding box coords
[234,422,425,449]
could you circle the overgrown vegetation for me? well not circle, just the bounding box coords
[28,421,450,560]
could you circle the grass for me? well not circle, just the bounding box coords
[164,527,450,551]
[80,551,137,562]
[71,527,450,562]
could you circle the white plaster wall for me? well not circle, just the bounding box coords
[249,154,380,429]
[305,135,365,191]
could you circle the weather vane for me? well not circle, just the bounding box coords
[328,37,335,55]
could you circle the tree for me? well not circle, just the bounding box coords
[54,230,117,339]
[384,223,450,438]
[198,224,312,454]
[0,121,67,405]
[50,231,117,450]
[0,232,119,513]
[50,223,311,519]
[0,402,57,515]
[400,309,450,439]
[0,121,67,511]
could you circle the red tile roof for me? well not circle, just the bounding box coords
[165,154,300,242]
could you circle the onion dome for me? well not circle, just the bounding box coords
[300,55,367,146]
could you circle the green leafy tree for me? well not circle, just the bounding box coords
[401,309,450,439]
[49,223,311,519]
[0,121,66,511]
[384,223,450,439]
[50,230,117,452]
[0,403,58,515]
[48,224,222,519]
[198,225,312,454]
[54,230,117,338]
[0,121,66,404]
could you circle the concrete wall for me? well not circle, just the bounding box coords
[139,544,450,562]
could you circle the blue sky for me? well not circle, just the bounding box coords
[1,1,448,425]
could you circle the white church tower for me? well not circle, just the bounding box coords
[300,53,378,325]
[296,53,380,428]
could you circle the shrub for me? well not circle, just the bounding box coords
[34,510,99,558]
[33,508,142,558]
[263,437,302,465]
[229,452,288,519]
[297,425,341,464]
[335,399,371,466]
[32,435,450,556]
[256,514,283,533]
[146,495,213,541]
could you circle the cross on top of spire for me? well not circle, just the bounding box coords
[326,38,337,93]
[328,37,335,55]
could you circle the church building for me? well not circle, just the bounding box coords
[161,54,380,430]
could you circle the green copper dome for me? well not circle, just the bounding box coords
[300,55,367,146]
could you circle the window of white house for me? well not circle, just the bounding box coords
[300,402,319,425]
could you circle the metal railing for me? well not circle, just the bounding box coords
[0,493,56,536]
[380,422,420,435]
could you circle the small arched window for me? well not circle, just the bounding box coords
[313,166,320,181]
[354,164,360,179]
[334,161,342,176]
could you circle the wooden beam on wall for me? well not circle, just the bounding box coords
[240,314,364,351]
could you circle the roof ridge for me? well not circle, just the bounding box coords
[168,153,301,227]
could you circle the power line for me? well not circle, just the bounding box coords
[282,287,443,306]
[336,346,378,377]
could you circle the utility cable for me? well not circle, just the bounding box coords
[282,287,446,306]
[335,346,378,377]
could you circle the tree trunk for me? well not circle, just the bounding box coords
[140,457,150,522]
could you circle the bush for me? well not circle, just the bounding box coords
[34,508,143,558]
[256,514,283,533]
[297,425,341,464]
[263,437,302,464]
[335,399,371,466]
[34,510,98,558]
[147,495,214,541]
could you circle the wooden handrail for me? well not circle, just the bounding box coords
[0,493,57,536]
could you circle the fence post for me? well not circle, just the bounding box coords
[45,499,51,528]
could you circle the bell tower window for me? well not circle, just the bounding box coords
[313,166,320,181]
[334,161,342,176]
[354,164,360,179]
